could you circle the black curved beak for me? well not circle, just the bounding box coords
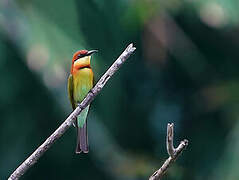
[87,50,98,56]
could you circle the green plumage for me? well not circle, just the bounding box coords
[68,74,75,109]
[68,72,92,127]
[67,64,93,153]
[77,106,89,128]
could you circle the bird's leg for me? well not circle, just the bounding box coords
[73,118,77,127]
[77,102,81,108]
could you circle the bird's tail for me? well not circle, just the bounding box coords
[76,105,89,154]
[76,122,88,153]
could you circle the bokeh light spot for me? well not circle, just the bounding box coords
[199,3,227,28]
[27,44,49,71]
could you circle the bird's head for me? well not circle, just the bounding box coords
[71,50,97,74]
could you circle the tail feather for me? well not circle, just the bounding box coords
[75,105,90,154]
[76,121,88,153]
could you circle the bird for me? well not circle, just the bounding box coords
[67,49,97,153]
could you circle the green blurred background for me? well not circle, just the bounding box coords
[1,0,239,179]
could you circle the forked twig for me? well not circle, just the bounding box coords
[149,123,188,180]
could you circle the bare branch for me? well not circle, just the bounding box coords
[8,43,136,180]
[167,123,175,157]
[149,123,188,180]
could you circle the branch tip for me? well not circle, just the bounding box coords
[126,43,136,52]
[167,123,175,157]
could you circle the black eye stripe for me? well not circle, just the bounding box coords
[78,54,87,58]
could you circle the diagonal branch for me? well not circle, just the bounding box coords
[8,43,136,180]
[149,123,188,180]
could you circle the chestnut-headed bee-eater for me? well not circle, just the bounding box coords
[67,49,97,153]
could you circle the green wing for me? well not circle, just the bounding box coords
[67,74,76,109]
